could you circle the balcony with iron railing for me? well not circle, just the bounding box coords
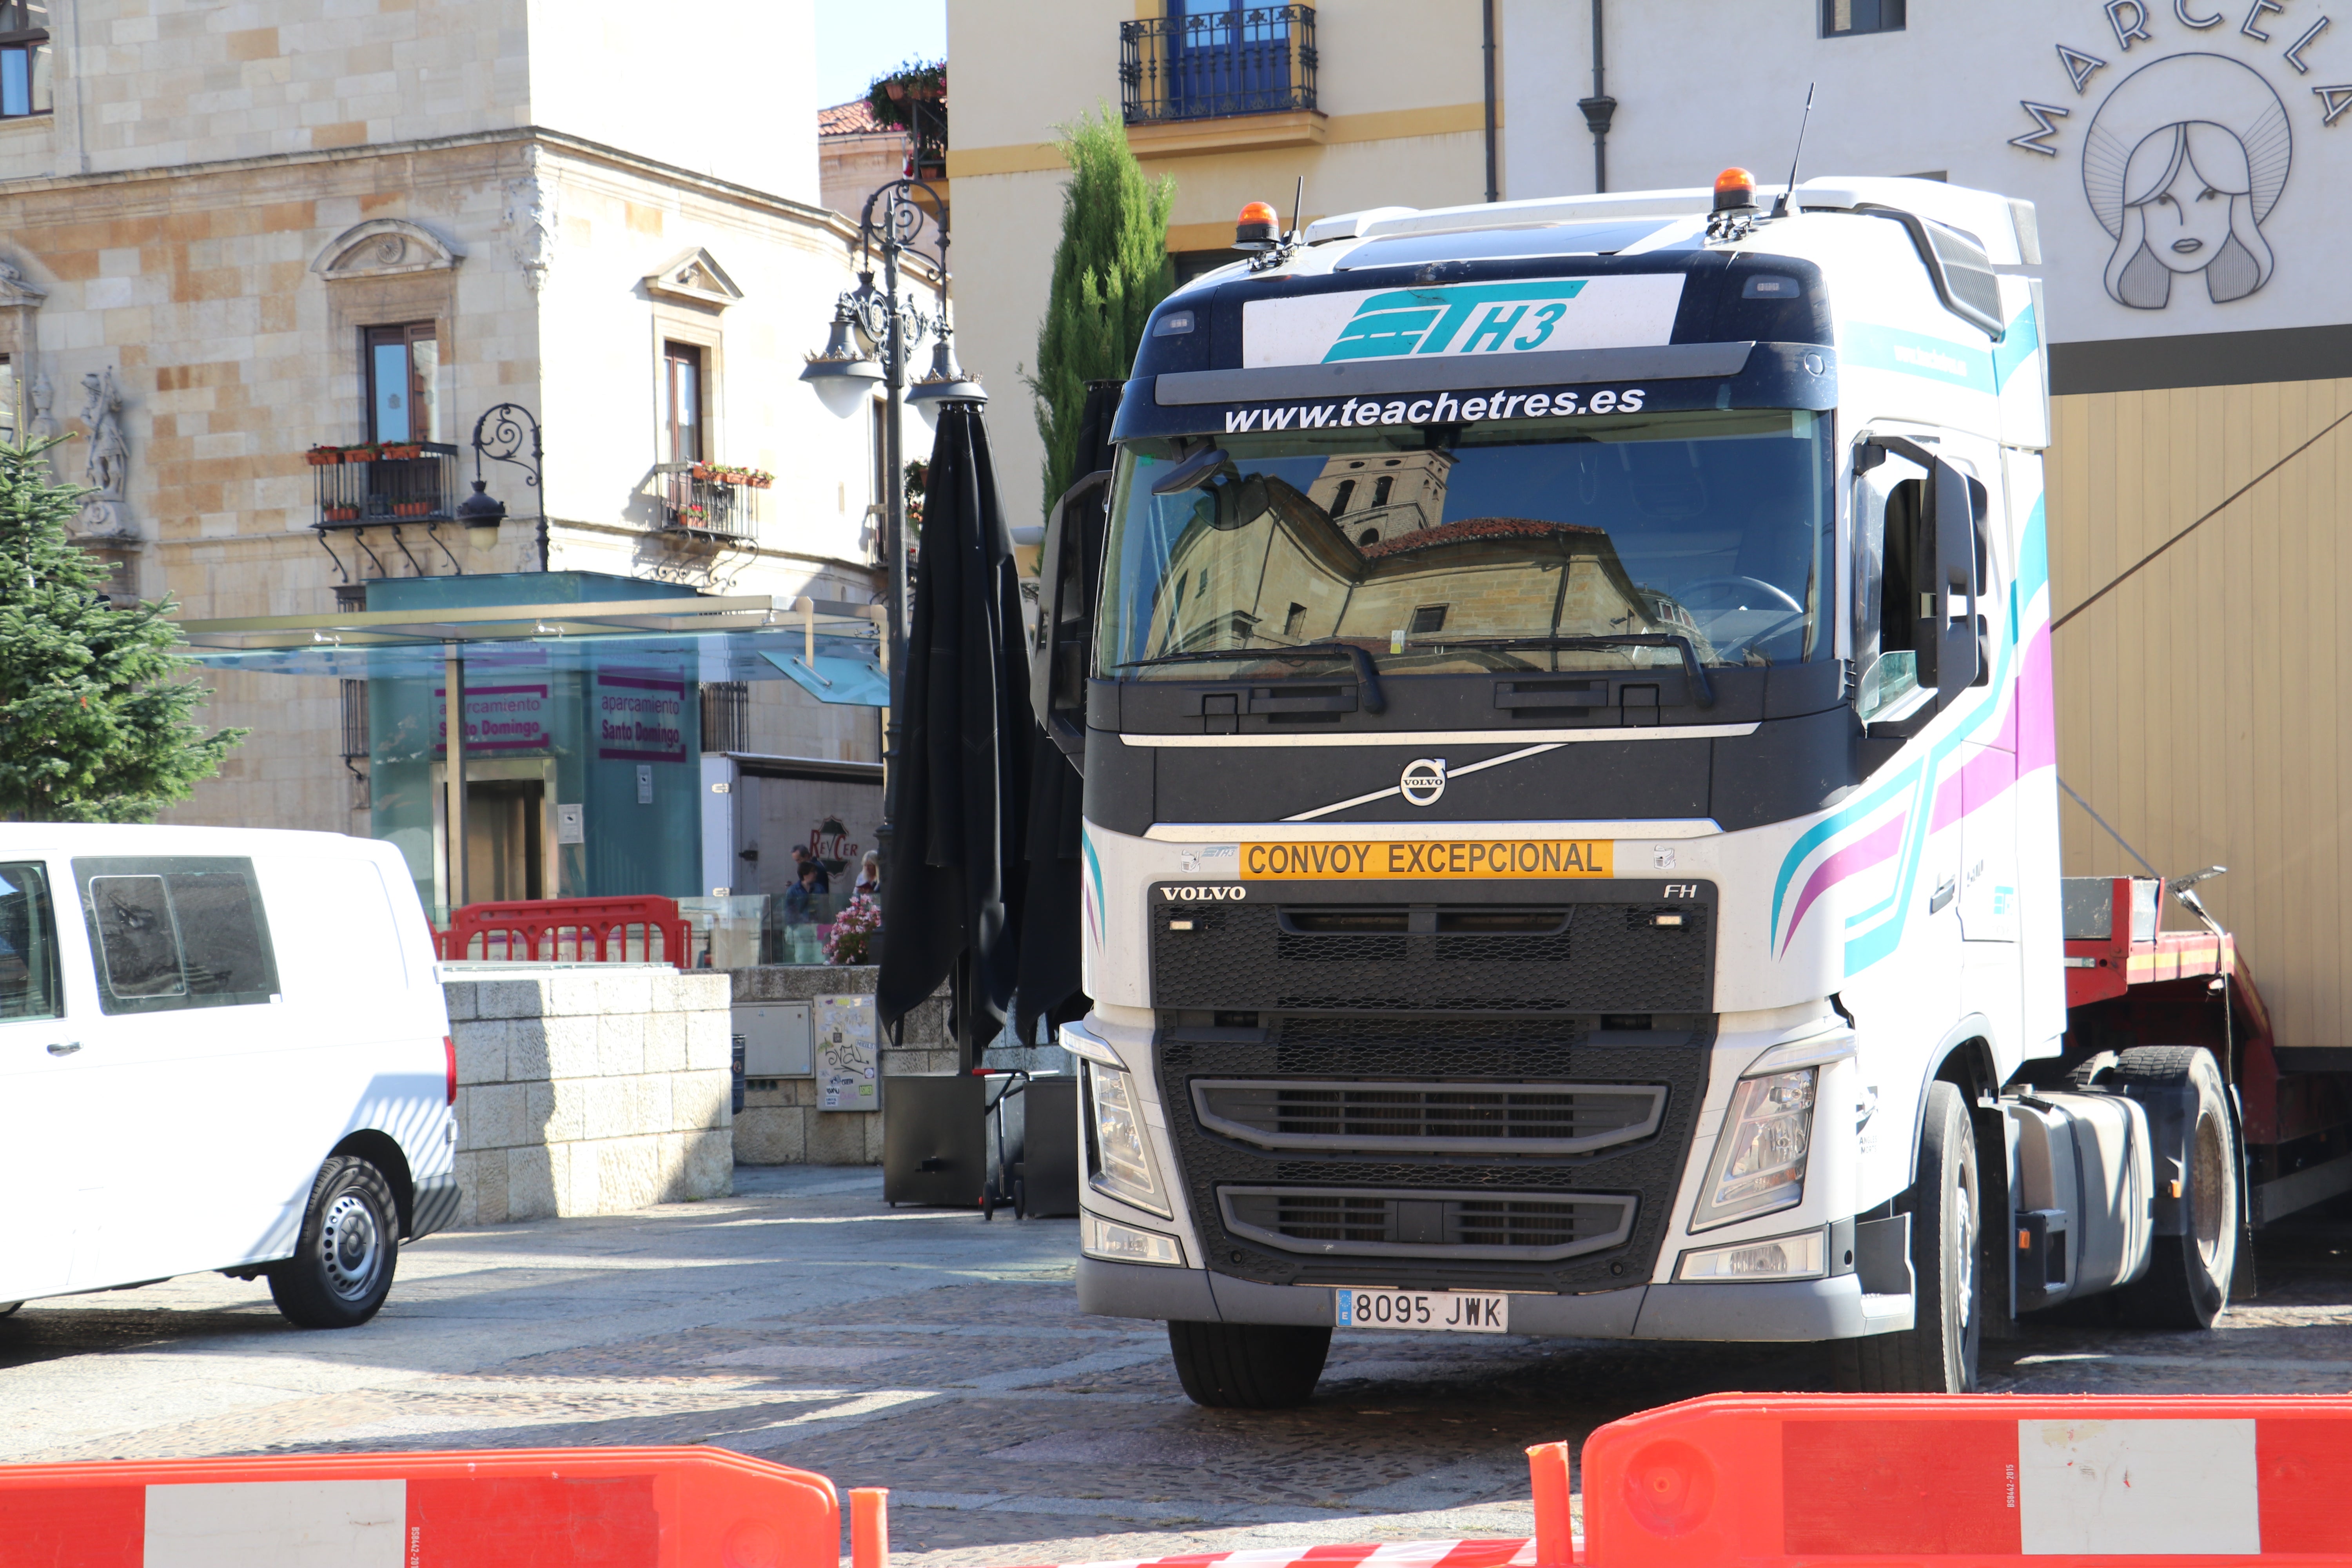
[655,462,769,543]
[1120,5,1316,127]
[310,441,462,532]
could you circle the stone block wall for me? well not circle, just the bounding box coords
[730,965,951,1165]
[445,964,733,1225]
[728,966,1075,1166]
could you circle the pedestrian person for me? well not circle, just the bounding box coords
[854,851,880,899]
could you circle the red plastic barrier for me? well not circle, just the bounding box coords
[1577,1392,2352,1566]
[0,1445,836,1567]
[441,895,691,969]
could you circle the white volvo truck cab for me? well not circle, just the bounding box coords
[1030,173,2241,1405]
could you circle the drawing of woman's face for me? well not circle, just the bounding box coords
[2129,123,2243,274]
[2136,145,2238,272]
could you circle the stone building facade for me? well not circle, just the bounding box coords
[0,0,900,865]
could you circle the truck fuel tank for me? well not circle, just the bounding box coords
[2008,1089,2155,1312]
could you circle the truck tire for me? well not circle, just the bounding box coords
[1833,1080,1980,1393]
[267,1156,399,1329]
[1167,1320,1330,1408]
[2111,1046,2237,1330]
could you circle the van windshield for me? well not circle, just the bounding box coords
[1094,408,1832,680]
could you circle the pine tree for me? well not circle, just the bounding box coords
[0,438,245,821]
[1027,104,1176,516]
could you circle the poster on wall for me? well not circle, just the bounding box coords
[430,684,550,754]
[596,670,687,762]
[816,994,878,1112]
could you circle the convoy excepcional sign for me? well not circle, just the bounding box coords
[1240,838,1615,879]
[1242,276,1685,369]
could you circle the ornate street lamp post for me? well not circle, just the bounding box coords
[802,178,985,899]
[457,402,547,571]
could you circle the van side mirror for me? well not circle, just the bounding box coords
[1029,468,1112,769]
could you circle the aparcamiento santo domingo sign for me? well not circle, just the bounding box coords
[2009,0,2351,313]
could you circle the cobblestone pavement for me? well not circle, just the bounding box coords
[8,1167,2352,1566]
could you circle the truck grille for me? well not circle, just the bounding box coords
[1152,895,1712,1013]
[1192,1079,1666,1154]
[1220,1187,1639,1261]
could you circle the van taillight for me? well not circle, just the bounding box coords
[444,1035,457,1105]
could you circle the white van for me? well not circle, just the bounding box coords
[0,824,457,1327]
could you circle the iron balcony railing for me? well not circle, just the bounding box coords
[310,441,461,531]
[1121,4,1316,124]
[655,463,766,543]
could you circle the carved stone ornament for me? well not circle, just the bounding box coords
[642,247,743,309]
[70,365,136,543]
[0,256,47,308]
[311,219,465,281]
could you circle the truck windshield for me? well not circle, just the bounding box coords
[1096,408,1831,680]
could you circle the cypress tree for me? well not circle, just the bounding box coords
[0,437,245,821]
[1027,104,1176,515]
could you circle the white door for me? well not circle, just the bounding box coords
[67,852,288,1287]
[0,857,91,1303]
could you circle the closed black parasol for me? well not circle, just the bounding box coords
[877,402,1028,1065]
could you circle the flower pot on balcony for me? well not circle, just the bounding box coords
[342,445,379,463]
[305,447,340,466]
[381,444,422,461]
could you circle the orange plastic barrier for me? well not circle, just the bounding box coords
[0,1444,837,1568]
[441,895,691,968]
[1575,1392,2352,1566]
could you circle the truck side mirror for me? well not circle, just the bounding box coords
[1029,468,1112,768]
[1920,458,1982,700]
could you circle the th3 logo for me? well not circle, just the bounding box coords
[1325,281,1591,364]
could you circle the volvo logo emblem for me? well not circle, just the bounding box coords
[1400,757,1448,807]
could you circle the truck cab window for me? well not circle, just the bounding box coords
[1098,408,1834,684]
[1855,468,1926,722]
[0,862,62,1021]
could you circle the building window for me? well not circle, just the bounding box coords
[365,323,441,443]
[664,341,704,465]
[1122,3,1316,125]
[0,3,49,120]
[1822,0,1904,36]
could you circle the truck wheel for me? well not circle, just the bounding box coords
[1167,1320,1330,1408]
[2112,1046,2237,1329]
[267,1156,399,1329]
[1833,1080,1980,1393]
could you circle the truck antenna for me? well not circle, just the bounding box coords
[1770,84,1815,220]
[1290,174,1304,242]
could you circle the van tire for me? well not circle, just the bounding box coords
[1832,1081,1981,1393]
[268,1156,399,1329]
[1167,1320,1330,1408]
[2111,1046,2237,1329]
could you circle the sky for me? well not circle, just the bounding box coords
[815,0,949,111]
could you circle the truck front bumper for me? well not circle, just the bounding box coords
[1078,1256,1914,1341]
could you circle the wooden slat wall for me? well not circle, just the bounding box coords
[2046,378,2352,1048]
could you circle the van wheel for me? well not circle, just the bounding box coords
[268,1156,399,1329]
[2112,1046,2237,1329]
[1832,1080,1981,1393]
[1167,1320,1330,1408]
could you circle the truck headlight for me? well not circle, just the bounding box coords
[1083,1060,1170,1218]
[1676,1227,1826,1281]
[1691,1067,1817,1231]
[1083,1215,1184,1267]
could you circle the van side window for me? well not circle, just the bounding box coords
[0,862,63,1021]
[74,857,279,1014]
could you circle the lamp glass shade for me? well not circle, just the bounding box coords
[456,479,505,548]
[802,357,882,419]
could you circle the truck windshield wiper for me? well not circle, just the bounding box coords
[1436,634,1716,708]
[1116,640,1387,713]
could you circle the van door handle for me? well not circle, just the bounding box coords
[46,1041,80,1056]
